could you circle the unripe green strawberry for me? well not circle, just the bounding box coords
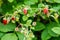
[16,17,19,21]
[12,20,15,23]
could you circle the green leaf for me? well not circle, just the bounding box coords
[38,3,44,8]
[0,23,16,32]
[54,0,60,3]
[26,37,32,40]
[16,32,25,40]
[0,0,3,7]
[1,33,18,40]
[32,37,37,40]
[1,3,13,14]
[46,0,60,3]
[52,5,60,11]
[22,16,28,21]
[52,27,60,35]
[0,32,4,38]
[26,20,32,25]
[0,8,2,12]
[46,0,55,3]
[41,29,51,40]
[8,0,14,3]
[47,22,59,37]
[33,22,45,31]
[28,10,35,17]
[24,1,34,5]
[24,0,38,5]
[49,36,60,40]
[24,20,32,27]
[48,29,59,37]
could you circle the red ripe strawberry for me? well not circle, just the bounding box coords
[23,8,27,15]
[12,17,15,20]
[3,19,7,25]
[43,8,48,14]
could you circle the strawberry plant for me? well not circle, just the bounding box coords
[0,0,60,40]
